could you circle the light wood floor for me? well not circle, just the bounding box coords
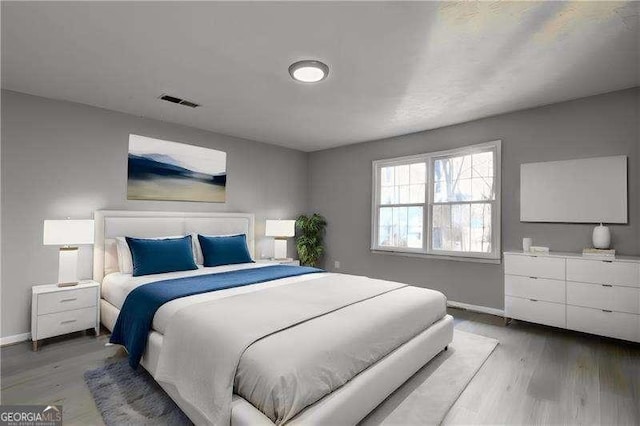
[1,308,638,425]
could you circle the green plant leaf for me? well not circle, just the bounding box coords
[294,213,327,267]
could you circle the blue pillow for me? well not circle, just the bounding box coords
[126,235,198,277]
[198,234,253,267]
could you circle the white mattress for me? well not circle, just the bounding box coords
[101,263,332,334]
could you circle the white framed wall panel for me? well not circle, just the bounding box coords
[520,155,627,223]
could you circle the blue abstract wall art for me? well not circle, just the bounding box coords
[127,134,226,202]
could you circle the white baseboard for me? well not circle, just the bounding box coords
[0,332,31,347]
[447,300,504,317]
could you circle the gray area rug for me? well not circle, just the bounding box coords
[361,329,498,425]
[85,330,497,425]
[84,360,192,425]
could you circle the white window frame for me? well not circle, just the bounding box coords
[371,140,501,263]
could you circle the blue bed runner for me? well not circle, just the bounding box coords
[110,265,323,368]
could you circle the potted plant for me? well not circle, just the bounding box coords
[295,213,327,267]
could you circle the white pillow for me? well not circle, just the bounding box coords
[116,235,196,274]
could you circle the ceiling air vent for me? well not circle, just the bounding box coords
[159,94,200,108]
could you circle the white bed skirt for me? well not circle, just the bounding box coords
[100,299,454,425]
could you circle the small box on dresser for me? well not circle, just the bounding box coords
[31,280,100,350]
[504,251,640,343]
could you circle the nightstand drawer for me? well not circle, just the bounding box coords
[36,307,96,340]
[37,287,98,315]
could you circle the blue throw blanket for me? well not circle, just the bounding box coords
[110,265,323,368]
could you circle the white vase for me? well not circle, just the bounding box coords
[592,223,611,249]
[523,237,533,253]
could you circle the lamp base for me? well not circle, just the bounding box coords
[58,247,79,286]
[273,239,288,260]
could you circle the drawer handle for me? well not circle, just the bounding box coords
[60,298,77,302]
[602,260,613,263]
[601,309,612,313]
[602,284,613,288]
[529,299,538,302]
[60,319,77,325]
[529,276,538,280]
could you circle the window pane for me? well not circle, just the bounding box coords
[378,206,423,249]
[431,205,450,250]
[381,167,394,186]
[433,151,495,202]
[409,184,425,203]
[394,207,408,247]
[470,203,492,253]
[408,206,423,248]
[379,207,394,246]
[396,165,410,185]
[398,185,410,204]
[472,151,494,178]
[450,204,471,252]
[380,207,393,227]
[471,177,494,200]
[432,202,491,253]
[381,186,396,205]
[410,163,426,184]
[379,162,426,206]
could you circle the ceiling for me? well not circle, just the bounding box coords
[2,1,638,152]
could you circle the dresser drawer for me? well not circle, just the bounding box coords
[504,254,565,280]
[37,287,98,315]
[567,281,640,314]
[505,296,566,328]
[505,275,565,303]
[35,307,97,340]
[566,259,639,287]
[567,305,639,343]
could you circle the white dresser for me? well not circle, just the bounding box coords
[504,251,640,343]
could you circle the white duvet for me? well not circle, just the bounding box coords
[104,265,448,425]
[102,263,328,334]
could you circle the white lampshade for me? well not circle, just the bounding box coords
[265,220,295,238]
[43,219,95,246]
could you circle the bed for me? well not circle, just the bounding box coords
[94,210,454,425]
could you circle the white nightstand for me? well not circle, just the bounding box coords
[256,259,301,266]
[31,280,100,351]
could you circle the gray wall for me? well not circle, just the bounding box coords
[2,88,638,337]
[1,90,308,338]
[309,88,639,310]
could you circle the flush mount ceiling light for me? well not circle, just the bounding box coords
[288,60,329,83]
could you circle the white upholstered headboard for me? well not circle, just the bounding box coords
[93,210,255,282]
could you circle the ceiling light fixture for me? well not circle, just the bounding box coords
[288,60,329,83]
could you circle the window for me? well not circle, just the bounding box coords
[372,141,501,261]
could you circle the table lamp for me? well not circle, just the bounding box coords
[265,219,295,260]
[43,219,94,287]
